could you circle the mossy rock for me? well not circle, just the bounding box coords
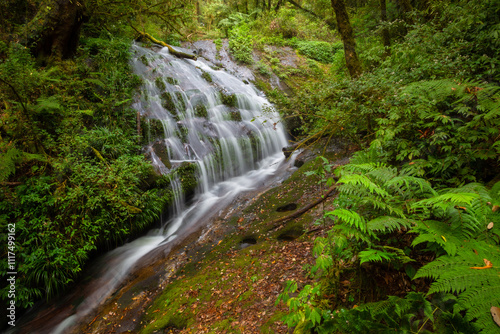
[228,109,242,122]
[219,91,237,107]
[275,222,305,241]
[155,77,166,91]
[166,76,179,85]
[152,140,172,169]
[201,71,213,83]
[141,117,164,145]
[177,162,198,199]
[174,91,186,111]
[194,104,208,118]
[139,54,149,66]
[161,92,175,111]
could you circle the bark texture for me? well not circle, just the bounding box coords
[26,0,87,63]
[331,0,362,78]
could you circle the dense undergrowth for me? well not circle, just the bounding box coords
[0,32,180,308]
[207,0,500,332]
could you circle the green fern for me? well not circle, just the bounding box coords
[367,216,413,233]
[411,183,493,255]
[414,240,500,333]
[318,292,435,333]
[0,147,21,182]
[326,208,368,233]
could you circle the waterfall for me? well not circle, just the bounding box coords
[132,43,288,194]
[13,43,290,334]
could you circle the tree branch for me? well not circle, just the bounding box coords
[129,25,197,60]
[268,182,339,229]
[286,0,335,30]
[0,77,29,115]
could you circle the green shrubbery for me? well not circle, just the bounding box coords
[293,40,343,63]
[273,0,500,332]
[0,35,172,307]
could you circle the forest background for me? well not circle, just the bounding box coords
[1,0,499,332]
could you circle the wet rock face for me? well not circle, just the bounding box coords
[182,40,256,83]
[152,140,172,169]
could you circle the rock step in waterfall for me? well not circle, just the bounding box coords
[132,43,288,196]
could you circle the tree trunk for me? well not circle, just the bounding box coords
[331,0,362,78]
[396,0,413,24]
[196,1,202,23]
[25,0,87,64]
[275,0,283,11]
[379,0,390,56]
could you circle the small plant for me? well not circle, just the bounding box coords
[201,71,212,83]
[255,61,272,76]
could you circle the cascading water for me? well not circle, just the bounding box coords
[11,43,290,334]
[133,43,288,192]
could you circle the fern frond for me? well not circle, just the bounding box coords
[0,147,22,182]
[338,174,390,198]
[330,224,372,243]
[412,192,479,212]
[414,240,500,332]
[411,220,463,255]
[490,181,500,205]
[342,162,385,174]
[359,246,414,265]
[359,248,396,264]
[362,197,406,217]
[367,165,398,185]
[385,176,437,198]
[367,216,413,233]
[326,208,367,232]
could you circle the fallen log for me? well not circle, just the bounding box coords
[268,182,339,229]
[130,26,197,60]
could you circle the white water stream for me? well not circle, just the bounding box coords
[11,43,290,334]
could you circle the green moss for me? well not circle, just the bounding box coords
[155,77,166,91]
[261,311,287,333]
[177,162,198,197]
[194,104,208,118]
[229,110,242,122]
[139,55,149,66]
[220,91,237,107]
[275,221,305,241]
[161,92,175,111]
[140,118,164,145]
[175,91,186,111]
[166,76,179,85]
[201,71,213,83]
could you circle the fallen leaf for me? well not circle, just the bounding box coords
[491,306,500,327]
[470,258,493,269]
[488,222,494,230]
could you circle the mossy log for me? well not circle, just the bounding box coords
[131,26,197,60]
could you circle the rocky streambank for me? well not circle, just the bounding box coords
[71,140,351,334]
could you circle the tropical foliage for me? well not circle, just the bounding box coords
[1,0,499,332]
